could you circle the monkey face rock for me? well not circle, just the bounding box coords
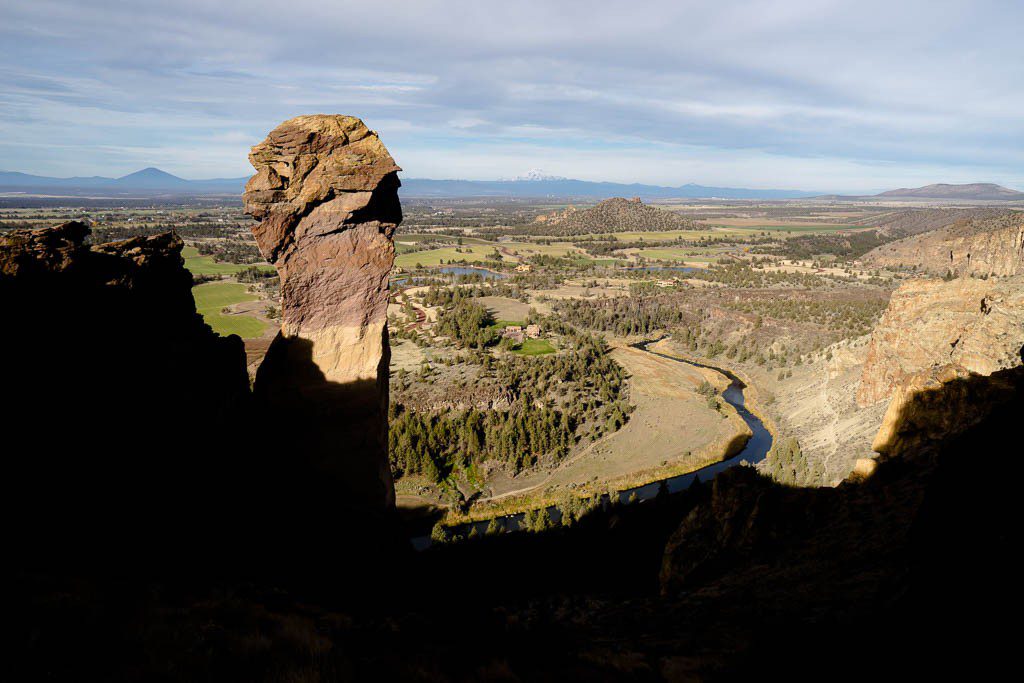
[244,115,401,511]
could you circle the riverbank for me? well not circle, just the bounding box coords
[436,336,775,531]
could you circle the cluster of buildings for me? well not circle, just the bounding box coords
[501,323,542,345]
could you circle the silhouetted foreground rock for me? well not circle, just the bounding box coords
[245,114,401,513]
[2,222,250,565]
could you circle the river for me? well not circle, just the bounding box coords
[411,337,774,549]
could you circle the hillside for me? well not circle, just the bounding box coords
[855,207,1010,237]
[861,210,1024,276]
[876,183,1024,201]
[528,197,699,235]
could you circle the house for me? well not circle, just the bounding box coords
[525,324,541,339]
[502,325,525,344]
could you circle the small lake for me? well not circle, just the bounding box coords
[437,266,508,279]
[392,266,508,288]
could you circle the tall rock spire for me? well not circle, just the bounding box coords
[244,115,402,513]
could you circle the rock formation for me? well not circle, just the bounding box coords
[531,197,699,235]
[861,210,1024,277]
[243,115,402,512]
[857,274,1024,407]
[2,222,250,564]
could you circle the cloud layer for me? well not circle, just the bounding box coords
[1,0,1021,191]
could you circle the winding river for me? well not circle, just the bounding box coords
[411,337,774,548]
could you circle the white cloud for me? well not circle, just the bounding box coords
[0,0,1021,190]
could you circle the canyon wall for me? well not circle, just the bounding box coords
[861,210,1024,277]
[2,222,251,562]
[857,275,1024,407]
[244,115,402,512]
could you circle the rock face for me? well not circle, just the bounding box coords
[861,210,1024,277]
[244,115,401,512]
[2,222,250,563]
[871,362,1020,456]
[857,275,1024,407]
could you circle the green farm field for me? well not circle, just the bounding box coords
[394,239,586,269]
[703,223,860,233]
[182,246,274,276]
[633,248,715,262]
[192,281,266,338]
[395,245,500,268]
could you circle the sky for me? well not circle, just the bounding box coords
[1,0,1021,193]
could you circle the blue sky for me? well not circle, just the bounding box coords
[1,0,1021,192]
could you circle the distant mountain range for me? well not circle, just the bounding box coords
[3,168,1020,202]
[819,183,1024,202]
[0,167,246,195]
[398,178,815,199]
[0,167,814,199]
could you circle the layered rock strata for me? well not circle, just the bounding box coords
[861,210,1024,277]
[243,115,401,512]
[857,275,1024,407]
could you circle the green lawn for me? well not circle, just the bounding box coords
[182,246,274,276]
[489,319,524,332]
[514,338,556,355]
[192,281,266,338]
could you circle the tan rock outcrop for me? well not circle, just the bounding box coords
[861,210,1024,277]
[244,115,401,511]
[857,275,1024,407]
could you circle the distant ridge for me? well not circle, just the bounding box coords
[398,177,813,199]
[0,168,247,195]
[818,182,1024,202]
[0,168,817,200]
[875,183,1023,200]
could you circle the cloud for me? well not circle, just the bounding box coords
[0,0,1021,191]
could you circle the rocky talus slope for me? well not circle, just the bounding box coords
[770,336,889,483]
[244,114,402,512]
[857,274,1024,407]
[861,210,1024,276]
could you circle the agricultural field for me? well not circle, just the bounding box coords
[630,248,715,263]
[394,238,590,269]
[192,281,266,338]
[182,245,274,276]
[395,244,501,268]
